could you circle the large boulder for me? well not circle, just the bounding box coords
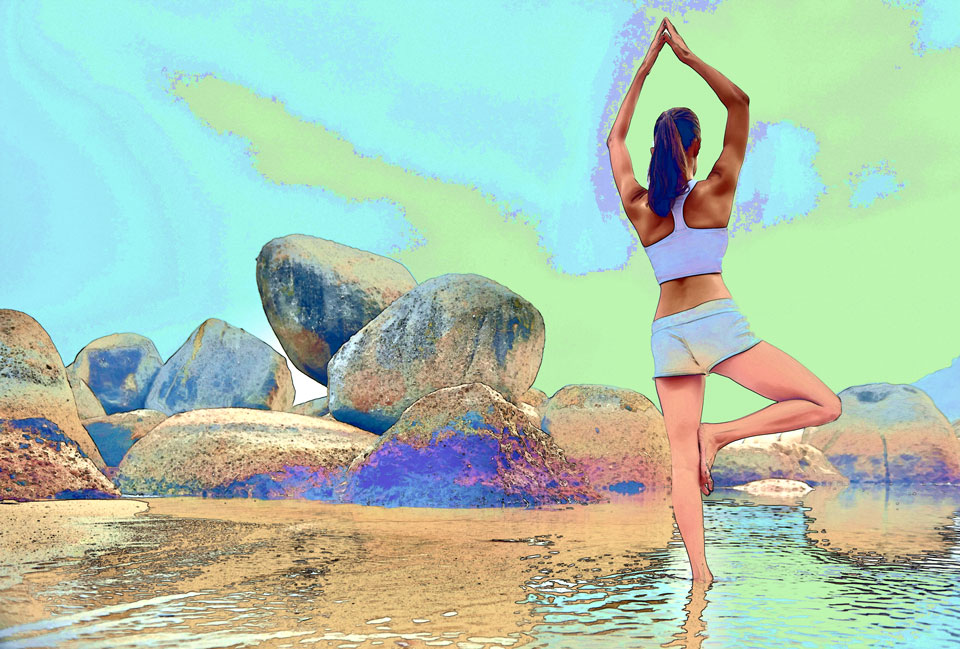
[328,274,545,434]
[81,409,167,468]
[144,319,294,416]
[338,383,603,508]
[540,385,670,494]
[115,408,377,498]
[64,333,163,415]
[0,310,106,468]
[712,440,849,487]
[256,234,417,386]
[1,418,119,500]
[802,383,960,484]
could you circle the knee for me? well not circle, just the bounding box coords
[818,394,842,424]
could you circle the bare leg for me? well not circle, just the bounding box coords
[697,341,843,495]
[655,374,714,583]
[672,456,714,583]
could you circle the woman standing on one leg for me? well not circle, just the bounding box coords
[605,17,842,583]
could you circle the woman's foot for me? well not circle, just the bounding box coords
[697,423,718,496]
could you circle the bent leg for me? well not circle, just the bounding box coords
[654,373,713,583]
[706,340,842,452]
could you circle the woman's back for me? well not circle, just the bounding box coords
[631,177,729,248]
[638,179,729,285]
[627,175,737,319]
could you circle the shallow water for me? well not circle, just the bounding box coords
[1,484,958,649]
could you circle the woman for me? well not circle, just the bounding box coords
[605,17,842,583]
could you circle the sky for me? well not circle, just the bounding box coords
[2,0,959,424]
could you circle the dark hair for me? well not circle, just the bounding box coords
[647,107,701,217]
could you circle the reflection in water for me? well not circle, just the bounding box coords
[0,485,958,648]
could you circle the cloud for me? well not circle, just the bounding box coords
[884,0,960,55]
[730,121,826,234]
[845,161,907,209]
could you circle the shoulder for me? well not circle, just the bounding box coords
[625,189,655,225]
[684,179,730,228]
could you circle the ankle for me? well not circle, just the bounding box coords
[704,422,730,452]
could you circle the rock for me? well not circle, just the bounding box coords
[712,440,849,487]
[64,333,163,415]
[731,428,805,447]
[729,478,813,495]
[802,383,960,484]
[338,383,603,508]
[81,409,167,467]
[143,319,295,416]
[0,310,106,468]
[115,408,378,498]
[67,376,106,420]
[289,396,329,418]
[1,418,119,501]
[518,402,541,428]
[539,385,670,494]
[518,387,548,411]
[256,234,417,386]
[328,274,545,434]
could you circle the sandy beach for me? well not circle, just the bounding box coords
[0,493,675,645]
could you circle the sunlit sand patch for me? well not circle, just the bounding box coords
[729,478,814,496]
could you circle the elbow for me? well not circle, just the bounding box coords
[721,92,748,109]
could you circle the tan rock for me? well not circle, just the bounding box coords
[116,407,378,498]
[0,310,105,468]
[802,383,960,484]
[713,440,848,487]
[540,384,669,493]
[66,377,106,420]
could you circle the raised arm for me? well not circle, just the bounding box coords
[606,18,668,142]
[605,20,668,208]
[663,17,749,217]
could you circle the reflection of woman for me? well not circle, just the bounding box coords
[606,17,842,583]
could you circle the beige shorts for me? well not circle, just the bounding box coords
[651,299,762,378]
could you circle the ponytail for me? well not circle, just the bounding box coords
[647,108,700,217]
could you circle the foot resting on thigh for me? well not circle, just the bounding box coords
[697,423,718,496]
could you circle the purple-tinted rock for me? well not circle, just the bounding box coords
[64,333,163,415]
[143,319,294,416]
[256,234,417,386]
[338,383,603,509]
[0,310,106,468]
[328,274,545,435]
[0,418,119,501]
